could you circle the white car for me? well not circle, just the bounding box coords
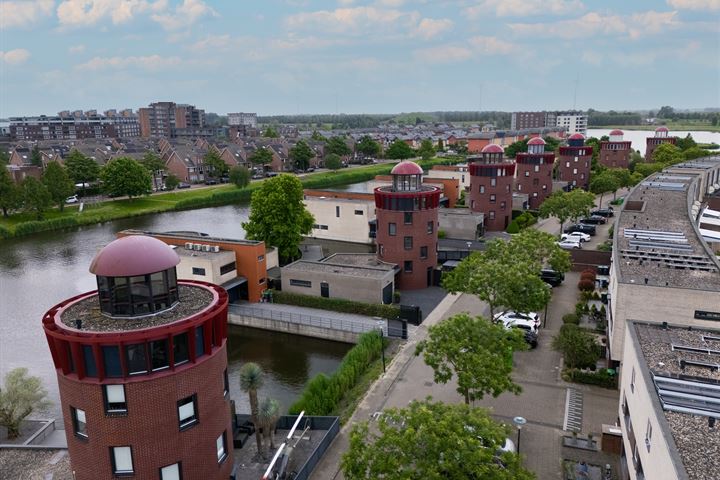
[556,239,582,250]
[561,231,590,243]
[65,195,79,204]
[493,311,541,328]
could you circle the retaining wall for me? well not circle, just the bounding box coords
[228,313,361,343]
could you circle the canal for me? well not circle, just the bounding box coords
[0,204,352,421]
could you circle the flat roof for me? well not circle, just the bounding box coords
[175,247,235,260]
[120,229,264,246]
[283,254,396,278]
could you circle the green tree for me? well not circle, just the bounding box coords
[552,324,600,369]
[100,157,152,200]
[203,150,229,179]
[355,135,380,158]
[139,152,166,191]
[311,130,326,142]
[652,143,683,165]
[657,106,675,118]
[0,149,10,165]
[589,171,620,207]
[683,147,711,160]
[164,174,180,190]
[242,174,314,263]
[504,139,529,158]
[229,165,251,188]
[290,140,315,171]
[342,399,534,480]
[257,397,281,450]
[539,189,595,235]
[417,138,436,160]
[385,139,415,159]
[634,162,665,177]
[239,363,265,458]
[505,229,572,274]
[64,150,100,192]
[263,126,279,138]
[42,161,75,212]
[416,313,527,404]
[676,134,696,151]
[324,153,343,171]
[326,136,352,156]
[629,150,643,172]
[0,368,51,440]
[22,177,51,219]
[30,145,42,166]
[249,147,274,166]
[0,168,22,217]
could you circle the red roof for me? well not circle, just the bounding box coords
[655,126,669,132]
[391,161,423,175]
[527,137,546,146]
[568,133,585,140]
[481,144,504,154]
[609,129,624,136]
[90,235,180,277]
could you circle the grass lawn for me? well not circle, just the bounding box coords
[601,123,720,132]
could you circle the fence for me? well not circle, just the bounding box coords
[276,415,340,480]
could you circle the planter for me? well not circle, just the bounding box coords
[562,435,599,451]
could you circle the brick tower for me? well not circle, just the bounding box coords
[557,133,593,190]
[42,235,234,480]
[469,144,515,231]
[374,161,440,289]
[645,126,677,162]
[599,129,632,168]
[515,137,555,210]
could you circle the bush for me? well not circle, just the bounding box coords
[575,301,587,317]
[578,279,595,291]
[289,331,384,415]
[438,230,446,239]
[562,313,580,325]
[564,368,617,388]
[13,217,79,237]
[0,224,12,239]
[552,324,600,369]
[272,290,400,319]
[580,268,597,282]
[506,220,520,234]
[515,211,537,229]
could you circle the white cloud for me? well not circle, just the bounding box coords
[0,48,31,64]
[465,0,585,18]
[56,0,166,27]
[75,54,181,70]
[467,35,516,54]
[0,0,54,29]
[580,50,603,66]
[411,18,453,40]
[508,11,679,39]
[68,44,86,53]
[286,6,414,34]
[151,0,215,30]
[414,36,517,63]
[667,0,720,10]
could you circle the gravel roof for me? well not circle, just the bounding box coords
[283,256,396,278]
[59,284,213,332]
[0,449,72,480]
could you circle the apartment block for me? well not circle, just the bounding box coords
[227,112,257,128]
[9,114,140,141]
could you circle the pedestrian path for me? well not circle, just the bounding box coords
[564,388,584,433]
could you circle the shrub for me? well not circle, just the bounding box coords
[438,230,446,239]
[515,211,537,229]
[289,331,384,415]
[272,290,400,319]
[506,221,520,234]
[13,217,79,237]
[580,290,593,302]
[575,301,586,317]
[0,224,12,239]
[580,268,597,281]
[562,313,580,325]
[564,368,617,389]
[578,279,595,291]
[552,324,600,369]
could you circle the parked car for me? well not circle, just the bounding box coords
[65,195,79,204]
[204,178,218,185]
[579,215,607,225]
[561,231,591,243]
[540,268,565,287]
[493,311,541,328]
[177,182,191,189]
[557,239,582,250]
[591,208,614,218]
[565,224,596,236]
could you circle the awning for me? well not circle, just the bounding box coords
[221,277,247,290]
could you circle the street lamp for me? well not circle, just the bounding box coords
[513,416,527,454]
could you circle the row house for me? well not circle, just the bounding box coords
[164,145,208,183]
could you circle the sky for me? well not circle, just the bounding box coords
[0,0,719,117]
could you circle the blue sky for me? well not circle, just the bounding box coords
[1,0,718,117]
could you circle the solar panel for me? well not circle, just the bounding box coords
[654,375,720,418]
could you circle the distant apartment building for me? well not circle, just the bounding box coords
[645,127,678,162]
[9,114,140,141]
[599,129,632,169]
[514,137,554,210]
[511,111,587,135]
[303,190,377,244]
[557,133,593,189]
[555,111,588,135]
[138,102,207,138]
[227,112,257,128]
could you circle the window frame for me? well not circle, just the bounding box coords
[403,261,413,273]
[71,406,88,439]
[177,394,199,431]
[191,267,206,276]
[404,236,413,250]
[388,222,397,236]
[216,431,228,464]
[103,384,127,415]
[110,446,134,476]
[159,462,182,480]
[420,246,428,259]
[404,211,413,225]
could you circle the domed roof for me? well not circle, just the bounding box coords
[527,137,546,146]
[90,235,180,277]
[655,126,669,132]
[568,133,585,140]
[609,129,624,136]
[391,161,423,175]
[481,144,504,154]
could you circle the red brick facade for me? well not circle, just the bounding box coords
[599,141,632,168]
[557,145,592,189]
[468,163,515,231]
[645,136,677,162]
[514,152,555,210]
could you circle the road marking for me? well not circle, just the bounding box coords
[563,388,584,432]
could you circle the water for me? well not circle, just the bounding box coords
[0,204,351,422]
[587,129,720,156]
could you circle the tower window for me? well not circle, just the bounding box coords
[71,407,88,439]
[388,223,397,236]
[404,236,413,250]
[103,385,127,414]
[178,394,199,430]
[217,432,228,463]
[160,463,181,480]
[111,446,134,476]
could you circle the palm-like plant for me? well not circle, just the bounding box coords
[258,397,281,449]
[239,362,264,457]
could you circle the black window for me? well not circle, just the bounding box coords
[178,394,198,430]
[404,261,413,273]
[111,446,134,476]
[427,221,433,234]
[195,327,205,357]
[289,279,312,288]
[83,345,97,377]
[336,206,340,217]
[102,345,122,378]
[151,339,169,371]
[404,236,413,250]
[489,194,496,203]
[354,209,363,215]
[103,385,127,414]
[220,262,236,275]
[192,267,206,276]
[404,212,413,224]
[257,255,265,262]
[420,246,428,259]
[173,333,189,365]
[223,369,229,397]
[71,406,88,438]
[125,343,147,375]
[388,222,396,236]
[216,432,228,463]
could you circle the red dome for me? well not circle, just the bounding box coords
[90,235,180,277]
[391,161,423,175]
[609,129,624,136]
[568,133,585,140]
[527,137,546,145]
[481,144,504,154]
[655,126,669,132]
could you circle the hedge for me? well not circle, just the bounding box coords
[0,224,11,239]
[13,217,79,236]
[564,368,617,389]
[562,313,580,325]
[271,290,400,320]
[289,331,384,415]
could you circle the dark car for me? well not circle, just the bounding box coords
[591,208,614,218]
[177,182,191,189]
[579,215,607,225]
[540,268,565,287]
[565,223,596,236]
[518,328,538,348]
[204,179,218,185]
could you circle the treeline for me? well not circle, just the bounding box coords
[258,114,394,129]
[587,110,643,126]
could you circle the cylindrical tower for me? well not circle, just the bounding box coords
[557,133,593,189]
[645,126,677,162]
[515,137,555,210]
[43,235,233,480]
[374,161,440,290]
[469,144,515,231]
[600,129,632,168]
